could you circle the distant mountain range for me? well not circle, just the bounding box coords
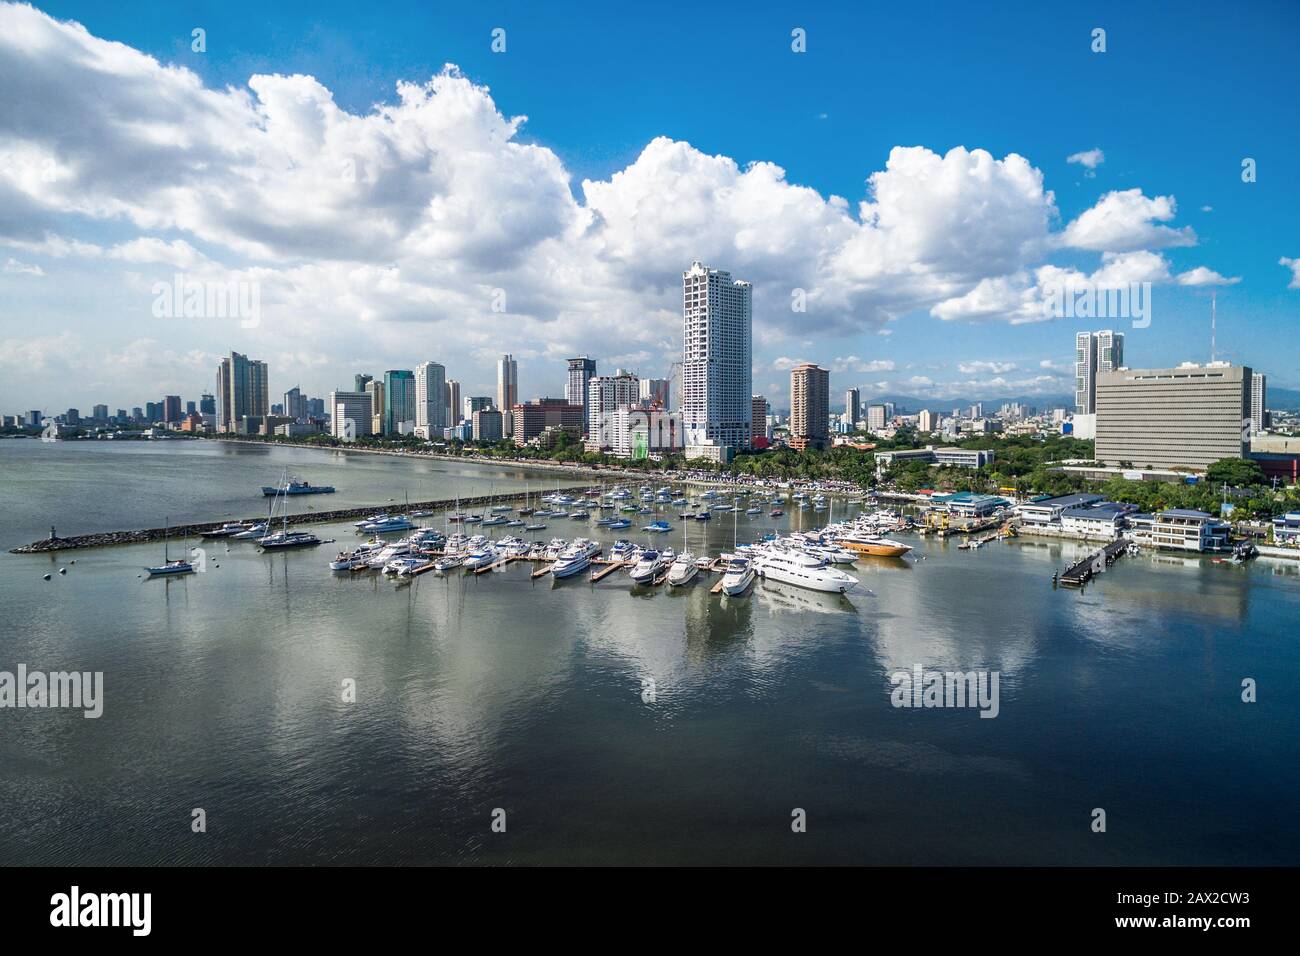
[1267,387,1300,411]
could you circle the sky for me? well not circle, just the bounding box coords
[1,0,1298,415]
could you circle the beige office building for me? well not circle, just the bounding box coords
[1095,363,1250,471]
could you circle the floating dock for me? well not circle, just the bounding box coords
[1059,538,1131,588]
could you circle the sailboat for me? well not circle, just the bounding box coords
[258,469,322,549]
[145,517,195,575]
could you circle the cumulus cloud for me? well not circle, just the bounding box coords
[0,3,1219,405]
[1066,148,1105,176]
[1176,266,1241,287]
[1059,189,1196,252]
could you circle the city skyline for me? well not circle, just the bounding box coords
[2,1,1299,414]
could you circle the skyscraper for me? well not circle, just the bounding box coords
[1249,371,1268,433]
[383,370,416,434]
[844,387,860,427]
[415,361,447,434]
[215,351,269,432]
[566,357,597,432]
[328,390,373,439]
[354,373,373,393]
[497,354,517,413]
[639,377,669,409]
[445,380,461,425]
[751,395,769,448]
[587,371,640,437]
[162,395,182,423]
[283,387,308,421]
[199,393,216,415]
[682,260,752,450]
[789,362,830,450]
[1075,329,1125,414]
[365,379,385,435]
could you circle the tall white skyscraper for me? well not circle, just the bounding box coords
[1249,371,1268,433]
[415,361,446,433]
[682,260,752,450]
[497,354,517,412]
[1075,329,1125,414]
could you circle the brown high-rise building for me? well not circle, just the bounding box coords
[789,362,829,451]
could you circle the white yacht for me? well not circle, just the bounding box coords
[433,553,464,573]
[720,555,756,596]
[329,538,386,570]
[666,552,698,587]
[462,546,499,570]
[752,547,858,593]
[551,541,597,578]
[629,549,668,584]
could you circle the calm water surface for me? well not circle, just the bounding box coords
[1,440,1297,865]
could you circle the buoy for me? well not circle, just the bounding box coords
[58,567,67,575]
[43,573,51,580]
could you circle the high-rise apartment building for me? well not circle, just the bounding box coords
[1095,363,1250,471]
[918,409,939,432]
[383,370,416,434]
[682,260,752,451]
[587,371,640,437]
[639,377,670,409]
[162,395,181,423]
[844,387,860,427]
[414,361,446,434]
[497,354,517,414]
[1075,329,1125,414]
[512,398,584,444]
[283,387,308,421]
[566,357,597,432]
[464,395,492,421]
[1249,371,1268,433]
[445,380,461,425]
[751,395,769,447]
[364,379,385,435]
[867,404,888,432]
[789,362,830,450]
[215,351,269,432]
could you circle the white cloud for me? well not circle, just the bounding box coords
[1176,266,1241,287]
[1066,148,1105,177]
[1281,257,1300,290]
[0,3,1230,407]
[3,256,44,276]
[1059,189,1196,252]
[958,360,1018,374]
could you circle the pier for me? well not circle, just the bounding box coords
[1058,538,1132,588]
[9,486,588,554]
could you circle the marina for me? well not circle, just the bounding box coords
[2,440,1299,866]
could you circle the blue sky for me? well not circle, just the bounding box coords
[2,0,1298,413]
